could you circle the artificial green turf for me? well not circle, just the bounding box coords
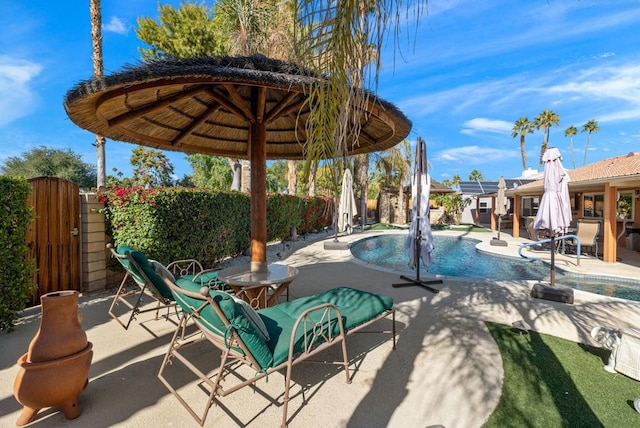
[432,223,490,232]
[368,223,408,230]
[484,322,640,427]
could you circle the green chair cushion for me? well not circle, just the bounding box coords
[315,286,393,330]
[172,278,274,369]
[259,287,393,367]
[117,245,173,300]
[172,283,392,371]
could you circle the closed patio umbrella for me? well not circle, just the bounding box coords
[337,168,358,234]
[534,147,572,287]
[491,176,508,246]
[393,137,442,293]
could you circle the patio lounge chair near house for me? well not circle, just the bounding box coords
[107,244,222,330]
[157,275,396,427]
[567,219,600,256]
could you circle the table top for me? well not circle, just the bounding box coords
[218,263,299,286]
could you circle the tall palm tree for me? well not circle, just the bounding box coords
[533,110,560,169]
[564,125,578,168]
[468,169,484,181]
[511,117,534,172]
[582,119,599,165]
[90,0,106,190]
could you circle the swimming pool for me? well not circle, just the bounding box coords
[350,234,640,301]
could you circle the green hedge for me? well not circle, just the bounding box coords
[101,187,332,267]
[0,177,34,332]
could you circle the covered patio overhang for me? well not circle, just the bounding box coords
[506,152,640,263]
[459,179,534,227]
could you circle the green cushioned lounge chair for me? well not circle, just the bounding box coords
[107,244,223,330]
[157,274,396,427]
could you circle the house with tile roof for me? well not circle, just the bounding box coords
[506,152,640,263]
[377,179,454,224]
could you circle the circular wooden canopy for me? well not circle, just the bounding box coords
[64,55,411,160]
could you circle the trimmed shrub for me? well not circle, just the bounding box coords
[0,177,35,332]
[101,187,332,268]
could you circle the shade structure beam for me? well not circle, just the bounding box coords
[172,104,222,147]
[203,88,252,122]
[223,84,256,123]
[264,92,300,123]
[105,85,205,128]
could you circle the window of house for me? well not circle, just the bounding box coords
[480,201,488,214]
[617,192,633,220]
[522,197,539,217]
[583,193,604,218]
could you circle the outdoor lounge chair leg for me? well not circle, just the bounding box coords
[341,337,351,384]
[107,274,129,323]
[108,273,145,330]
[154,300,163,320]
[158,314,226,427]
[392,309,397,349]
[282,362,293,428]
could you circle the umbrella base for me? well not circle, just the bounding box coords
[393,275,442,294]
[324,241,350,251]
[530,283,574,304]
[490,239,508,246]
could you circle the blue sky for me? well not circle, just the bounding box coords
[1,0,639,184]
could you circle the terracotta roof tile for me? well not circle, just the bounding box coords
[515,152,640,191]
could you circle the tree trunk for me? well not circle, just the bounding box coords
[308,161,316,196]
[359,153,368,229]
[583,134,591,166]
[241,159,250,192]
[90,0,105,190]
[287,160,297,195]
[228,158,242,191]
[519,134,526,171]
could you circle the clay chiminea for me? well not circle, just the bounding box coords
[13,290,93,426]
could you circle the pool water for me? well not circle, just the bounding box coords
[350,234,640,301]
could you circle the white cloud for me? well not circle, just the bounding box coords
[434,145,518,164]
[103,16,128,35]
[0,56,42,126]
[461,118,511,135]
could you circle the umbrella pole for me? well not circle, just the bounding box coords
[392,214,442,293]
[393,138,441,293]
[550,235,556,286]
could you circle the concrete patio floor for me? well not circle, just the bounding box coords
[2,229,640,427]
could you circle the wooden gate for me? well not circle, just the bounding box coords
[26,177,81,304]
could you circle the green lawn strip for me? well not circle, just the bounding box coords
[484,322,640,427]
[368,223,408,231]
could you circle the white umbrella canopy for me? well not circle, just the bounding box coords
[495,177,507,217]
[494,176,508,241]
[337,168,358,233]
[534,147,572,235]
[533,147,572,286]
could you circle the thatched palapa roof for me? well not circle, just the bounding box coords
[64,55,412,160]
